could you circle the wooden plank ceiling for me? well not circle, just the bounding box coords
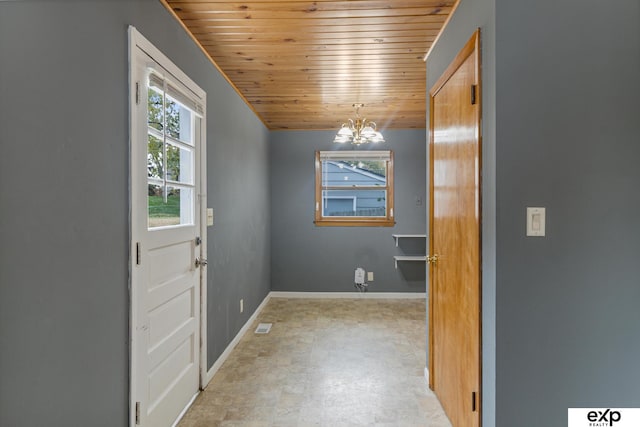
[164,0,455,130]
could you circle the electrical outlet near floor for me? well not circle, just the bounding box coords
[367,271,374,281]
[240,299,244,313]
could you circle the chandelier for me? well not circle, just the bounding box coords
[333,103,385,145]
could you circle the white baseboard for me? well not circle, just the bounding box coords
[171,391,199,427]
[270,291,426,299]
[203,292,272,387]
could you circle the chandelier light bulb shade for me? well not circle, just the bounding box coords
[333,103,385,145]
[337,125,353,137]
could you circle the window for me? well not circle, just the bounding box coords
[315,150,394,227]
[146,71,203,228]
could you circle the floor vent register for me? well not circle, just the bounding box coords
[254,323,272,334]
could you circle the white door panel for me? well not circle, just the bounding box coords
[148,288,193,347]
[148,336,196,405]
[147,241,194,290]
[148,275,195,313]
[130,27,206,427]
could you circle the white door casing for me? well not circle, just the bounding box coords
[129,27,207,427]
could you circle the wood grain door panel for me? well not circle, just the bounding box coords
[428,29,481,427]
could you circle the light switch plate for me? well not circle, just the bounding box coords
[526,207,545,237]
[207,208,214,226]
[367,271,374,281]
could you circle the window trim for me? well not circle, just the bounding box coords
[314,150,395,227]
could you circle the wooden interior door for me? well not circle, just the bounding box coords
[428,30,482,427]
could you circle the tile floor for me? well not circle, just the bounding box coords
[178,298,452,427]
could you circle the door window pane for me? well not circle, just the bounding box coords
[147,72,197,229]
[148,186,193,228]
[148,185,180,227]
[165,98,192,143]
[147,89,164,132]
[147,134,163,180]
[166,143,193,184]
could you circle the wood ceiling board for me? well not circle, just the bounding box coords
[214,64,426,72]
[189,22,445,34]
[203,52,429,61]
[200,30,438,45]
[178,15,448,27]
[170,1,453,11]
[228,77,425,84]
[169,0,450,3]
[164,0,455,130]
[173,8,451,19]
[194,41,434,52]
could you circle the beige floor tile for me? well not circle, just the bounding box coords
[178,298,452,427]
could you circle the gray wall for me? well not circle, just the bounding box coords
[429,0,640,426]
[425,0,496,425]
[270,130,427,293]
[494,0,640,425]
[0,1,269,426]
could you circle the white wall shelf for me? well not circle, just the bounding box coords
[392,234,428,268]
[393,255,428,269]
[392,234,427,247]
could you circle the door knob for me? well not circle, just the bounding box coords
[195,258,208,268]
[427,254,439,265]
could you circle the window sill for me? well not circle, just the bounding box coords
[314,219,396,227]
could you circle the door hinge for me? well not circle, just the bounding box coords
[471,85,477,105]
[135,401,141,424]
[135,82,140,105]
[472,391,477,412]
[136,242,141,265]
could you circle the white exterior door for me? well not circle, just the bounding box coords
[129,28,207,427]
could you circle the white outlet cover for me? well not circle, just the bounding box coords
[207,208,214,226]
[367,271,374,281]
